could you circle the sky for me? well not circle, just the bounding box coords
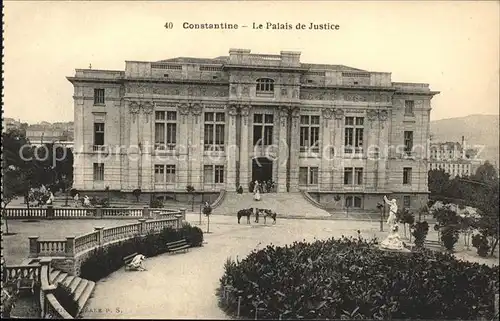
[3,1,499,124]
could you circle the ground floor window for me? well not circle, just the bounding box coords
[403,195,411,208]
[93,163,104,181]
[299,167,319,185]
[345,195,363,208]
[204,165,224,184]
[154,165,176,183]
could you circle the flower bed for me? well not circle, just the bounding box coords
[218,236,499,320]
[80,222,203,282]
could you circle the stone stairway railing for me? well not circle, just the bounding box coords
[7,209,188,319]
[300,191,329,209]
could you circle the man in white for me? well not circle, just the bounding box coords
[46,192,55,205]
[128,254,147,271]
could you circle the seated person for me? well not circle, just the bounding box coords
[128,254,147,271]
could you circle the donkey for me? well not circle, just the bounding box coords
[262,209,277,224]
[237,208,253,224]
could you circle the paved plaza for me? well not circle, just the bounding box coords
[3,213,497,319]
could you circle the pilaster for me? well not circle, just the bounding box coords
[190,103,203,189]
[128,101,140,190]
[320,108,334,191]
[289,107,300,192]
[377,110,389,190]
[277,107,289,192]
[226,105,238,191]
[141,102,154,191]
[178,103,190,190]
[332,108,345,190]
[239,105,250,190]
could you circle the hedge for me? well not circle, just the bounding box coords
[219,236,499,320]
[80,223,203,282]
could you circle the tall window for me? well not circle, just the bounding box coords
[155,111,177,150]
[403,167,412,185]
[215,165,224,183]
[94,123,105,146]
[345,196,362,208]
[344,168,353,185]
[253,114,274,146]
[403,195,411,208]
[299,167,319,185]
[344,167,363,185]
[344,117,364,153]
[204,165,224,184]
[204,112,225,151]
[256,78,274,94]
[404,131,414,156]
[93,163,104,181]
[404,100,414,115]
[300,115,320,152]
[355,167,364,185]
[154,165,176,183]
[94,88,105,105]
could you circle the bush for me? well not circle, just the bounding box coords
[54,284,79,318]
[179,223,204,247]
[1,282,18,318]
[441,226,460,252]
[219,236,499,320]
[472,233,491,257]
[411,221,429,248]
[150,199,163,208]
[80,225,204,282]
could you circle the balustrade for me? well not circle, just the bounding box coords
[38,241,67,256]
[74,231,100,253]
[4,265,41,283]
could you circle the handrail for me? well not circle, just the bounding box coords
[211,190,226,209]
[300,191,328,210]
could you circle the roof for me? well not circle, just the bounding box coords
[156,56,366,72]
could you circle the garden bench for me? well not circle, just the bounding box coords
[123,252,139,271]
[166,239,190,254]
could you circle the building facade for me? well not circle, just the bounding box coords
[428,137,476,177]
[68,49,439,210]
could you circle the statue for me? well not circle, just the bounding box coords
[380,196,408,251]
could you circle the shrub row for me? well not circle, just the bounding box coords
[53,284,79,318]
[219,236,499,320]
[80,223,203,282]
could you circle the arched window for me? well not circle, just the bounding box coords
[256,78,275,93]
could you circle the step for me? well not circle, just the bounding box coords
[72,279,89,302]
[60,275,76,288]
[49,270,62,283]
[53,272,68,285]
[68,277,83,293]
[76,281,96,314]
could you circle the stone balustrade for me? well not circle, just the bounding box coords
[4,264,41,283]
[3,207,149,219]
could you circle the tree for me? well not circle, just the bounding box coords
[203,202,212,233]
[472,161,499,185]
[132,189,142,203]
[428,169,451,201]
[186,185,195,211]
[2,162,28,235]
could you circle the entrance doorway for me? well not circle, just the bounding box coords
[252,157,273,185]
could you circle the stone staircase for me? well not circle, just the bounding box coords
[213,192,331,218]
[49,269,96,316]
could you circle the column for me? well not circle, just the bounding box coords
[226,105,238,191]
[128,101,140,190]
[332,108,345,190]
[288,107,300,192]
[366,110,379,190]
[377,110,390,190]
[190,103,203,189]
[177,103,190,190]
[239,105,250,191]
[141,102,154,191]
[277,107,289,192]
[320,108,334,191]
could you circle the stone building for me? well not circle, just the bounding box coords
[428,137,475,177]
[68,49,439,210]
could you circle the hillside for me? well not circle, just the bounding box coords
[430,114,499,165]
